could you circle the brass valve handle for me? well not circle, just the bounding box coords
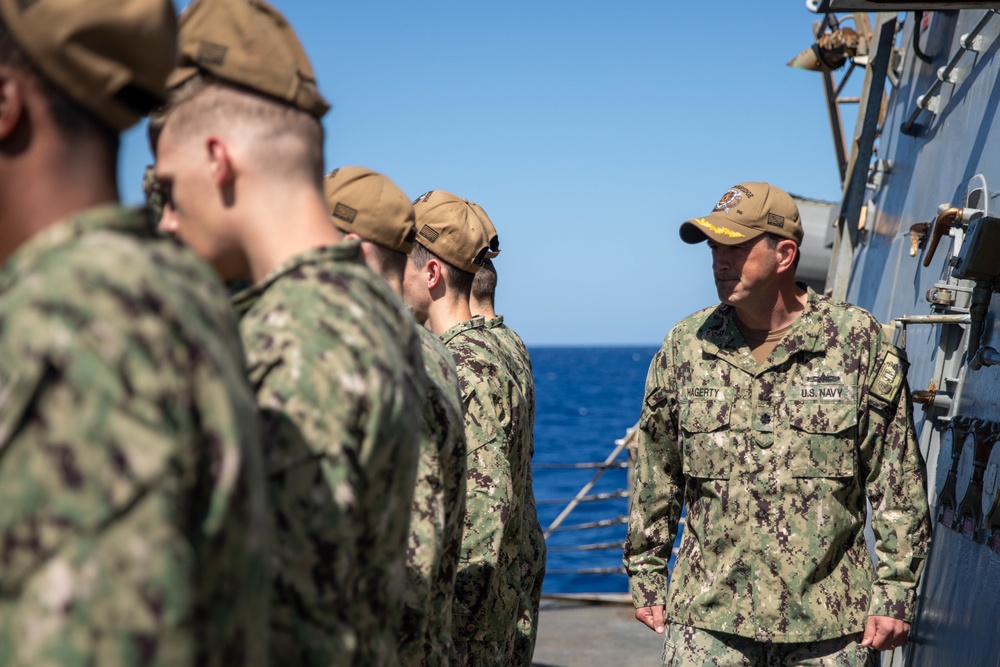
[923,207,964,268]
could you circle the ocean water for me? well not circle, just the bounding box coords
[530,345,659,595]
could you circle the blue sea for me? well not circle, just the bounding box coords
[529,345,660,595]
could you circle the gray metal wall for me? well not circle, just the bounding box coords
[841,10,1000,666]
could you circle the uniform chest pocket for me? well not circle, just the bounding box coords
[787,399,858,477]
[679,398,732,480]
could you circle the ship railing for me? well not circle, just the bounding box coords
[537,422,682,581]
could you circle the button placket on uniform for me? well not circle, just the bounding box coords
[752,376,775,450]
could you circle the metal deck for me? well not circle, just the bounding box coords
[531,596,664,667]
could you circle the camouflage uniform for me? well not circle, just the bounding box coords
[399,325,468,666]
[486,315,546,665]
[660,623,879,667]
[0,205,270,666]
[234,239,422,666]
[625,287,931,646]
[444,316,531,666]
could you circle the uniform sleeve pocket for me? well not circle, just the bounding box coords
[679,400,731,480]
[788,400,858,477]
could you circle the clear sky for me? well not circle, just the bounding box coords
[120,1,858,346]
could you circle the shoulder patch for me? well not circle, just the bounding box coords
[644,387,669,410]
[871,347,907,404]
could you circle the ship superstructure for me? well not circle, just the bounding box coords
[795,3,1000,665]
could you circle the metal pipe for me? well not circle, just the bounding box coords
[547,541,624,553]
[534,462,629,470]
[547,516,628,533]
[834,61,857,98]
[824,68,849,185]
[971,347,1000,369]
[543,567,627,576]
[895,315,972,325]
[537,490,628,507]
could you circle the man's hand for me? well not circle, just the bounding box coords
[860,615,910,651]
[635,605,666,634]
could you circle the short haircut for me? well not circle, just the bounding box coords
[366,241,407,286]
[0,13,118,150]
[410,242,475,296]
[763,232,801,271]
[471,257,497,305]
[147,106,167,155]
[163,73,325,189]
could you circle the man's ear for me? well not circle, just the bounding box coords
[206,135,235,189]
[427,258,443,291]
[777,239,798,274]
[0,67,26,143]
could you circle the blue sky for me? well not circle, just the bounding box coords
[120,1,856,345]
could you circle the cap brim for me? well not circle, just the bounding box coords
[679,215,764,246]
[166,65,200,91]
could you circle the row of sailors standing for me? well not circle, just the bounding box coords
[0,0,544,665]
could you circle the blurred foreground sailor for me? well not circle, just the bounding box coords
[153,1,422,664]
[0,0,271,663]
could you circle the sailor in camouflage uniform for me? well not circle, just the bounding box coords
[0,1,271,664]
[153,1,422,664]
[403,191,536,666]
[625,182,931,666]
[324,166,468,666]
[471,255,546,665]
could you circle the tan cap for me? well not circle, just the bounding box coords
[323,167,417,254]
[167,0,329,118]
[679,182,803,246]
[468,201,501,259]
[412,190,493,274]
[0,0,177,132]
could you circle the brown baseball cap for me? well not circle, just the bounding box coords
[323,167,417,254]
[679,182,803,246]
[0,0,177,132]
[167,0,329,118]
[469,201,501,259]
[412,190,493,274]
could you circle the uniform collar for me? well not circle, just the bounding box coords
[486,314,505,329]
[699,284,827,373]
[232,239,363,316]
[440,315,487,345]
[0,204,149,294]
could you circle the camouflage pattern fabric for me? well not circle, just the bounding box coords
[625,286,931,642]
[399,325,468,667]
[142,164,164,230]
[659,623,879,667]
[443,316,531,666]
[486,316,546,665]
[234,240,422,666]
[0,205,271,666]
